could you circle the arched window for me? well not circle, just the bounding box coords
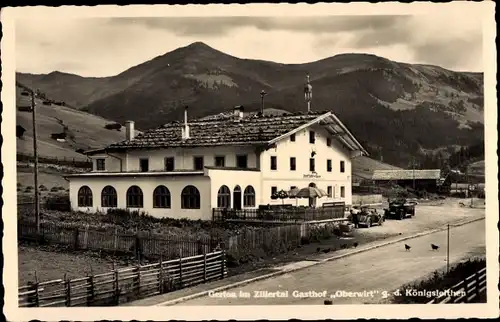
[153,185,171,208]
[243,185,256,207]
[181,185,200,209]
[101,185,117,207]
[78,186,93,207]
[217,185,231,208]
[126,185,143,208]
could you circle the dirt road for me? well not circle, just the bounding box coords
[172,218,485,305]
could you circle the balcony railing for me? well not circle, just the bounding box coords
[212,203,346,222]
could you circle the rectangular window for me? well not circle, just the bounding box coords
[309,131,315,144]
[309,158,315,172]
[164,157,175,171]
[236,154,248,168]
[326,138,332,146]
[214,156,225,167]
[327,186,333,197]
[327,159,332,172]
[340,160,345,173]
[96,158,105,171]
[270,156,277,170]
[341,186,345,198]
[139,158,149,172]
[271,186,278,195]
[290,133,296,142]
[194,156,204,170]
[290,157,296,171]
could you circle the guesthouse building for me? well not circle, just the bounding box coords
[66,106,368,221]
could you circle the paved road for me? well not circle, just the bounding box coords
[173,219,485,305]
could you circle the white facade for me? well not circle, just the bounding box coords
[69,121,359,220]
[260,124,352,207]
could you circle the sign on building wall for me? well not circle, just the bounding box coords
[303,173,321,179]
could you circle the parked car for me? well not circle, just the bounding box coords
[347,205,384,228]
[384,198,416,220]
[357,206,384,227]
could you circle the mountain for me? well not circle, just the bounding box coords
[16,42,484,167]
[16,83,127,160]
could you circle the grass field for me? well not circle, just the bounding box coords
[18,245,124,285]
[16,85,126,160]
[17,166,69,191]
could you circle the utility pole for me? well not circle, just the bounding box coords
[446,224,450,273]
[412,157,416,191]
[31,89,40,234]
[260,90,267,115]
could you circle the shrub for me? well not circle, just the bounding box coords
[45,194,71,211]
[17,183,22,187]
[39,185,48,191]
[50,187,60,192]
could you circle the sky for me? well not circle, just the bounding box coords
[15,13,484,77]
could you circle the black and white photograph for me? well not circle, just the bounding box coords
[1,2,498,320]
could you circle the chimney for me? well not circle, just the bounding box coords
[125,121,135,141]
[182,106,190,139]
[233,105,244,119]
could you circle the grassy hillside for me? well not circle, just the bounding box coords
[17,42,484,167]
[16,85,126,160]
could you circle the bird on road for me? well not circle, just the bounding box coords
[405,244,411,251]
[316,247,321,253]
[353,242,358,248]
[322,248,331,253]
[431,244,440,250]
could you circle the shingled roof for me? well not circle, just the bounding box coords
[371,169,442,181]
[93,110,368,154]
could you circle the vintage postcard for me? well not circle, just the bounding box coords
[1,2,498,320]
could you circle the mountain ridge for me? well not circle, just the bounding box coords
[16,41,484,167]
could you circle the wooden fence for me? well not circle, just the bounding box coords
[212,204,345,223]
[427,267,487,304]
[18,221,219,261]
[226,224,303,258]
[19,250,227,307]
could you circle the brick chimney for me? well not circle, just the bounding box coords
[233,105,244,119]
[182,106,190,139]
[125,121,135,141]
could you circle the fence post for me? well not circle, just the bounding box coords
[113,227,118,251]
[463,276,469,303]
[64,275,71,307]
[113,270,120,305]
[135,234,141,264]
[27,280,39,307]
[220,250,226,279]
[179,250,183,288]
[87,275,95,306]
[474,271,480,302]
[197,239,204,255]
[212,208,215,222]
[83,224,89,249]
[133,265,141,299]
[158,255,164,294]
[73,228,80,250]
[203,252,207,283]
